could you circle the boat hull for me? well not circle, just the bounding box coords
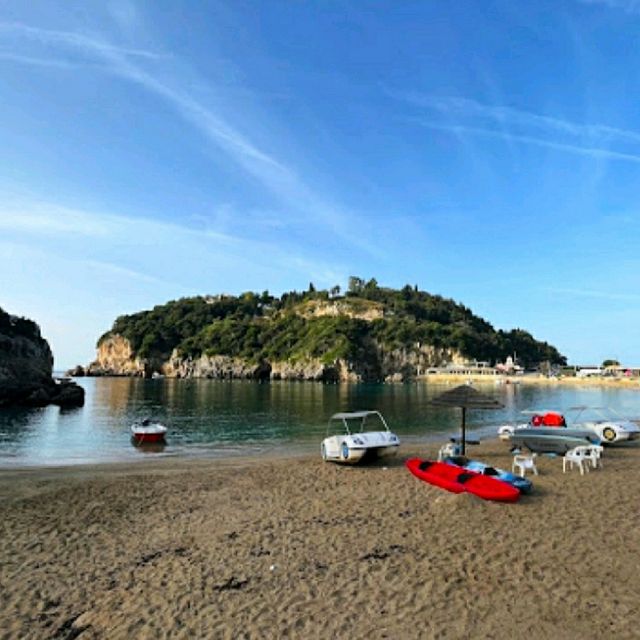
[322,431,400,464]
[130,423,167,445]
[509,429,597,454]
[131,432,166,444]
[406,458,520,503]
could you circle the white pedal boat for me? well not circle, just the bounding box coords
[321,410,400,464]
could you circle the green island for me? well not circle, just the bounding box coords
[91,278,565,381]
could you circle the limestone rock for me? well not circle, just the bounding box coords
[86,335,148,377]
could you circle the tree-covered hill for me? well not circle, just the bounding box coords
[97,279,565,377]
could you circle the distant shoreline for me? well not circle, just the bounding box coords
[420,373,640,388]
[67,371,640,388]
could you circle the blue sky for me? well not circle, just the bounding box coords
[2,0,640,368]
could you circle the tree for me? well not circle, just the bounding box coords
[602,359,620,367]
[348,276,364,294]
[330,285,341,298]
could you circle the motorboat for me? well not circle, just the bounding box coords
[498,410,599,454]
[498,410,566,440]
[131,418,167,444]
[567,406,640,443]
[321,410,400,464]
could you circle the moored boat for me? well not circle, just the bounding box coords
[131,418,167,444]
[498,410,599,454]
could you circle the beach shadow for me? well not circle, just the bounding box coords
[361,455,407,469]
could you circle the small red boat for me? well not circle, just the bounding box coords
[130,419,167,444]
[406,458,520,503]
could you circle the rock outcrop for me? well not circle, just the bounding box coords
[0,308,85,408]
[84,335,148,377]
[80,333,463,383]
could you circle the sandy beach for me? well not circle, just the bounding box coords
[1,440,639,640]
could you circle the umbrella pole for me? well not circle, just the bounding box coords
[461,407,467,455]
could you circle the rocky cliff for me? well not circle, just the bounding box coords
[0,308,84,407]
[80,334,463,382]
[84,335,149,377]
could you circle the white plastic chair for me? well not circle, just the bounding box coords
[563,446,590,475]
[512,453,538,477]
[437,442,461,461]
[584,445,604,469]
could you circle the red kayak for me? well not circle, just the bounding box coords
[406,458,520,503]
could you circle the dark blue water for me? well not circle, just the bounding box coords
[1,378,640,466]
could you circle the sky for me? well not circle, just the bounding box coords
[2,0,640,369]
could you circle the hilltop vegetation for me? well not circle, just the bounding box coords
[0,307,47,344]
[98,278,565,374]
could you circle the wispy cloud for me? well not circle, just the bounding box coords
[0,51,87,68]
[0,21,165,59]
[0,206,112,236]
[414,120,640,164]
[401,94,640,145]
[0,200,347,290]
[0,202,248,246]
[0,21,369,252]
[396,93,640,164]
[82,259,167,285]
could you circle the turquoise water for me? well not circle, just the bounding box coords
[1,378,640,466]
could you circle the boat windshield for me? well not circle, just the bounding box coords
[568,406,628,424]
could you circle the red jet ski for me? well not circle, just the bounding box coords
[406,458,520,503]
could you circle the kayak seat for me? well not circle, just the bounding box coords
[418,460,433,472]
[456,472,475,484]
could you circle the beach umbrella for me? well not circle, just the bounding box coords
[429,384,504,455]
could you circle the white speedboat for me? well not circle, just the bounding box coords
[130,418,167,444]
[568,406,640,443]
[321,410,400,464]
[498,410,565,440]
[498,410,599,454]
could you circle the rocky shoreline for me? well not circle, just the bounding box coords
[68,334,463,383]
[0,309,85,409]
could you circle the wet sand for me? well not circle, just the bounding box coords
[1,440,639,639]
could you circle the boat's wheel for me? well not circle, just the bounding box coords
[341,442,350,461]
[602,427,616,442]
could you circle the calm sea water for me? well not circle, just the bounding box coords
[1,378,640,467]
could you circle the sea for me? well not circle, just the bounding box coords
[1,377,640,467]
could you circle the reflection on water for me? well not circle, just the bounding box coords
[131,440,167,454]
[1,378,640,467]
